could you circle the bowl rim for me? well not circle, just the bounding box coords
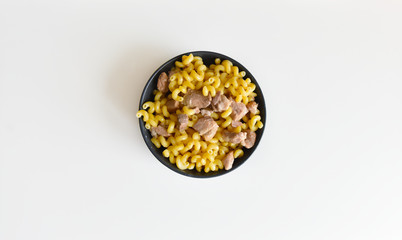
[138,50,266,178]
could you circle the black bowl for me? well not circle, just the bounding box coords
[138,51,266,178]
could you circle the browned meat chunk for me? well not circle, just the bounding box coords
[211,91,231,112]
[166,99,180,113]
[178,114,188,131]
[150,125,170,137]
[247,101,258,115]
[193,116,218,141]
[200,109,213,116]
[231,120,242,128]
[230,101,249,121]
[241,130,256,149]
[222,151,234,170]
[157,72,169,93]
[222,130,247,144]
[203,127,219,141]
[183,90,211,109]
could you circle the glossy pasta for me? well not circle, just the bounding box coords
[137,54,263,172]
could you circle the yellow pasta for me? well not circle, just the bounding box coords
[235,95,243,103]
[232,66,240,77]
[182,106,196,115]
[143,101,155,113]
[136,110,149,121]
[211,112,219,120]
[167,122,175,133]
[158,136,169,148]
[200,141,208,152]
[144,122,151,129]
[212,77,221,89]
[175,61,185,68]
[176,157,189,170]
[215,159,224,169]
[188,163,195,170]
[207,143,219,155]
[162,105,170,117]
[167,136,176,146]
[172,89,183,102]
[202,85,216,97]
[214,64,225,75]
[248,115,261,131]
[193,141,201,154]
[176,133,188,142]
[148,119,158,127]
[219,146,229,155]
[191,132,200,140]
[222,60,233,73]
[183,80,195,89]
[184,63,194,73]
[204,71,215,80]
[233,126,242,133]
[171,143,184,156]
[181,70,192,82]
[154,115,165,124]
[222,117,232,128]
[221,107,232,118]
[169,154,175,164]
[182,140,194,152]
[162,149,170,158]
[187,120,195,127]
[190,70,203,81]
[234,149,244,158]
[191,155,201,163]
[136,54,263,173]
[182,54,194,65]
[151,137,161,148]
[169,79,179,92]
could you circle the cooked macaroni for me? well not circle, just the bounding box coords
[137,54,263,172]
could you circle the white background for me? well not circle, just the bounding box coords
[1,0,401,239]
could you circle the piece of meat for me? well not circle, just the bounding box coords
[157,72,169,93]
[241,130,256,149]
[166,99,180,113]
[222,130,247,144]
[183,90,211,109]
[231,120,242,128]
[202,125,219,141]
[178,114,188,131]
[192,116,219,141]
[150,125,170,137]
[222,151,234,170]
[247,101,258,115]
[230,101,249,121]
[211,91,231,112]
[200,109,213,116]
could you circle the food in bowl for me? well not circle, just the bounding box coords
[137,54,263,173]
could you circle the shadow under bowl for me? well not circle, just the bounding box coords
[139,51,266,178]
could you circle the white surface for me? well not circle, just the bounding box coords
[1,0,401,239]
